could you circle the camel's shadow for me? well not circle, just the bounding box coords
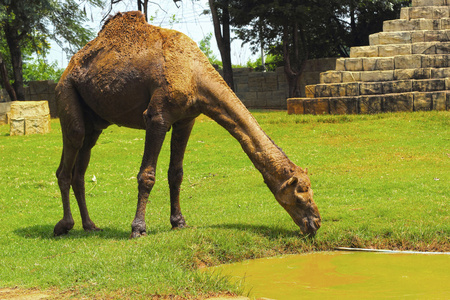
[14,225,131,240]
[14,223,304,241]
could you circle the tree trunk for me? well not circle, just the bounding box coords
[5,24,25,100]
[208,0,234,91]
[0,53,17,101]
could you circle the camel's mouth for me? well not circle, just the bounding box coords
[297,216,321,237]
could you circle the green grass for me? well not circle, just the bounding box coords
[0,111,449,298]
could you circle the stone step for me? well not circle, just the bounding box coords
[369,30,450,46]
[350,41,450,58]
[287,91,449,115]
[401,6,450,20]
[306,78,449,98]
[412,0,450,7]
[320,67,450,84]
[336,54,450,72]
[383,18,450,32]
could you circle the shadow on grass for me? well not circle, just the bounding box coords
[14,224,133,240]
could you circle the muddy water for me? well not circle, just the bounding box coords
[210,251,450,299]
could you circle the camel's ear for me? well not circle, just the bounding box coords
[287,176,298,187]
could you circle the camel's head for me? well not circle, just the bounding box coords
[275,168,321,236]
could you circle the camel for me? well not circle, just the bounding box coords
[54,11,321,238]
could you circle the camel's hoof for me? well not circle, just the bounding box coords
[170,215,186,229]
[53,219,74,236]
[130,231,147,239]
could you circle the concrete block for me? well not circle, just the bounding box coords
[383,93,413,112]
[360,95,383,114]
[412,0,447,6]
[315,84,331,97]
[9,101,51,136]
[433,7,450,19]
[431,67,450,78]
[440,18,450,30]
[401,7,410,20]
[0,102,11,125]
[395,55,422,69]
[350,46,379,58]
[360,82,383,95]
[329,97,359,115]
[360,70,394,82]
[421,54,449,68]
[424,30,450,43]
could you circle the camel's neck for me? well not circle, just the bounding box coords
[198,70,295,193]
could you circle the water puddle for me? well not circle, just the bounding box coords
[209,251,450,299]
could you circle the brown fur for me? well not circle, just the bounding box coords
[54,11,321,238]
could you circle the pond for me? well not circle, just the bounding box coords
[209,250,450,299]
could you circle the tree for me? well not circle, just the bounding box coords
[208,0,234,90]
[233,0,410,97]
[198,32,222,68]
[0,0,102,101]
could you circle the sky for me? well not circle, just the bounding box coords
[48,0,257,69]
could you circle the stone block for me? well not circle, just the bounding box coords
[360,95,383,114]
[303,99,329,115]
[424,30,450,43]
[412,79,445,92]
[342,72,361,83]
[433,7,450,19]
[315,84,331,97]
[9,101,51,135]
[346,83,360,96]
[382,80,412,94]
[411,31,425,43]
[335,59,345,71]
[360,70,394,82]
[362,57,394,71]
[378,44,411,57]
[412,0,447,6]
[329,97,359,115]
[394,68,431,80]
[350,46,379,58]
[287,98,304,115]
[440,18,450,30]
[413,92,433,111]
[435,42,450,53]
[421,54,449,68]
[383,93,413,112]
[431,92,447,111]
[320,71,342,84]
[345,58,363,71]
[400,7,410,20]
[395,55,422,69]
[360,82,383,95]
[412,42,437,54]
[305,85,315,98]
[377,32,412,45]
[431,67,450,78]
[0,102,11,125]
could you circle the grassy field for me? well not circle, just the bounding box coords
[0,111,448,299]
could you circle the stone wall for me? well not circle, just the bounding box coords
[0,80,58,117]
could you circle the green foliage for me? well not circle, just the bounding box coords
[198,33,223,68]
[0,111,448,298]
[22,59,64,83]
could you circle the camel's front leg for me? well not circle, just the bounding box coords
[131,108,170,238]
[168,118,195,229]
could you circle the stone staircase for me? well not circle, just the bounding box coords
[287,0,450,114]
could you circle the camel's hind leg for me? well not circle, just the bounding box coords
[168,118,195,229]
[54,85,103,235]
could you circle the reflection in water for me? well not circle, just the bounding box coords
[209,251,450,299]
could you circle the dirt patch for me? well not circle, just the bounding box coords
[0,288,52,300]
